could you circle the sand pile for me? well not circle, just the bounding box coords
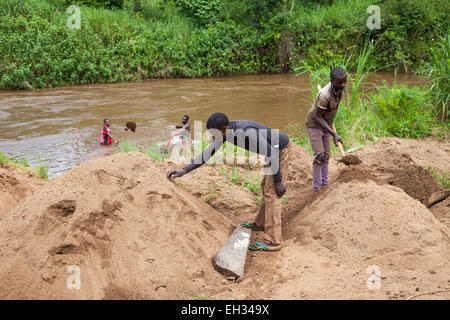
[0,166,46,218]
[430,197,450,228]
[351,146,444,203]
[0,152,232,299]
[285,143,313,191]
[288,180,450,270]
[358,137,450,174]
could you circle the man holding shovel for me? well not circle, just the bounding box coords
[167,113,293,251]
[305,67,347,193]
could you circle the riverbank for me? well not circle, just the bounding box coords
[1,137,449,299]
[0,151,48,179]
[1,0,448,90]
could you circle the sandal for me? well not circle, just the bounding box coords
[241,222,264,231]
[248,240,282,251]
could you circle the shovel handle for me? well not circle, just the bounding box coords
[337,141,345,157]
[166,128,175,149]
[332,125,345,157]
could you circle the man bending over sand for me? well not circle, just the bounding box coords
[305,67,347,193]
[167,113,293,252]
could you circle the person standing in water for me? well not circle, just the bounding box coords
[305,67,347,193]
[100,119,119,146]
[173,115,192,144]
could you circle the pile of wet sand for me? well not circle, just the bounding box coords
[0,152,232,299]
[288,179,450,269]
[0,166,46,217]
[338,154,362,165]
[0,138,448,300]
[350,146,444,203]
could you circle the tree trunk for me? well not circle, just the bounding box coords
[134,0,142,12]
[290,0,295,13]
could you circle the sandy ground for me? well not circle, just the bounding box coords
[0,137,448,300]
[0,166,47,218]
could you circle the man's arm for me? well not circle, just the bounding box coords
[172,124,190,137]
[106,132,119,144]
[312,96,342,145]
[167,137,223,179]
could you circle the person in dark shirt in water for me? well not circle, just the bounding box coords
[167,113,293,251]
[173,115,192,143]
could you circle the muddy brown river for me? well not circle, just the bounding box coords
[0,72,427,178]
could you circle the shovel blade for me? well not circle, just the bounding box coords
[213,225,251,279]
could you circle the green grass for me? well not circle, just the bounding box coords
[193,293,214,300]
[425,167,450,189]
[217,166,227,175]
[289,37,447,156]
[428,32,450,121]
[117,139,168,162]
[288,83,445,156]
[242,174,260,195]
[282,195,290,205]
[0,150,48,179]
[35,152,49,180]
[228,166,240,185]
[0,151,29,167]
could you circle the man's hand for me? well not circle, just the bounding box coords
[167,169,187,180]
[275,181,286,197]
[332,133,342,146]
[115,140,119,145]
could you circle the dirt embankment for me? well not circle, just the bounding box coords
[0,166,46,218]
[0,153,232,299]
[156,143,314,226]
[0,138,448,300]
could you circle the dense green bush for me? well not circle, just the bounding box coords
[372,85,434,138]
[173,0,222,26]
[63,0,124,9]
[428,33,450,121]
[0,0,448,90]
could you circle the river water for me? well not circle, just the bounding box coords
[0,72,427,178]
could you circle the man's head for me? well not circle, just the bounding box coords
[182,115,189,124]
[104,119,111,127]
[206,112,229,137]
[330,67,348,93]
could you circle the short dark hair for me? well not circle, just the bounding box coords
[330,67,347,80]
[206,112,229,130]
[103,119,109,124]
[183,115,189,120]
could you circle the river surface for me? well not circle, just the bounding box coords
[0,72,427,178]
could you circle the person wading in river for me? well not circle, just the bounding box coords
[100,119,119,146]
[167,113,293,251]
[173,115,192,144]
[305,67,347,193]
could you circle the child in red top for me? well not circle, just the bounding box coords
[100,119,119,146]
